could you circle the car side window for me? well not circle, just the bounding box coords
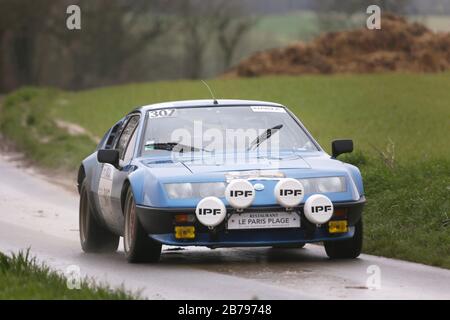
[104,121,123,149]
[116,115,140,160]
[123,126,138,164]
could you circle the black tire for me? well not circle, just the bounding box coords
[79,179,119,253]
[123,187,162,263]
[324,218,363,259]
[272,243,306,249]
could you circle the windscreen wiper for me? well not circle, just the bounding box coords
[247,124,283,151]
[146,142,210,153]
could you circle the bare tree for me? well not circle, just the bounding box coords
[177,0,257,78]
[0,0,59,91]
[215,1,257,70]
[0,0,257,91]
[50,0,172,89]
[177,0,218,79]
[0,0,173,92]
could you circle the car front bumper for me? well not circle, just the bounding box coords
[135,196,365,248]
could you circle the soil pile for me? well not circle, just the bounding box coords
[231,14,450,77]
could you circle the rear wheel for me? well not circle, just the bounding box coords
[324,218,363,259]
[79,179,119,253]
[123,187,162,263]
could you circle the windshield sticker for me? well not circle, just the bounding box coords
[149,109,176,119]
[251,106,286,113]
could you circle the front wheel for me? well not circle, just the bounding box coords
[123,187,162,263]
[324,218,363,259]
[79,179,119,253]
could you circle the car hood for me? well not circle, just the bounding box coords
[141,151,349,178]
[181,153,310,174]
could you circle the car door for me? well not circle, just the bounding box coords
[90,120,122,223]
[97,114,140,234]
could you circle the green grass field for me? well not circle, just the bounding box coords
[0,73,449,268]
[0,250,136,299]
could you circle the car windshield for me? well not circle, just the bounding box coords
[141,105,318,156]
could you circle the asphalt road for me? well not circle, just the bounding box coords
[0,153,449,300]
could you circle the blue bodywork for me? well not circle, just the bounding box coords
[79,99,365,248]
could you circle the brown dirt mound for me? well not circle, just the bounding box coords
[231,14,450,77]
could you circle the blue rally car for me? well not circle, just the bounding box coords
[78,99,365,263]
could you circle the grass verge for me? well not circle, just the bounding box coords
[344,153,450,268]
[0,73,448,268]
[0,250,136,299]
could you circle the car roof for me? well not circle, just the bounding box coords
[135,99,284,112]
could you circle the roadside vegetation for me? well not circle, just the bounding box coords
[0,73,449,268]
[0,250,136,299]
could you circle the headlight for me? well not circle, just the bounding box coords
[165,182,226,199]
[165,183,193,199]
[315,177,346,193]
[198,182,227,198]
[298,177,346,193]
[299,178,313,194]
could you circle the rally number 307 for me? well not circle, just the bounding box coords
[149,109,176,118]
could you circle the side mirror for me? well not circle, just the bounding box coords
[97,149,120,167]
[331,139,353,158]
